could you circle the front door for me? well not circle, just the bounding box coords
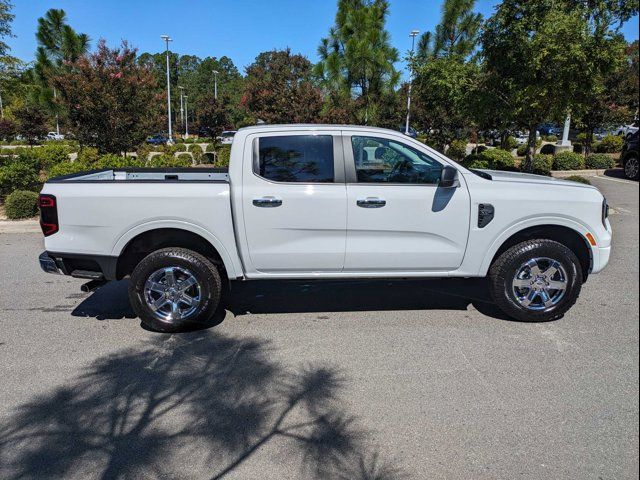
[242,131,347,273]
[344,133,471,272]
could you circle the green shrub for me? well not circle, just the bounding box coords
[205,142,218,153]
[446,140,467,161]
[585,153,615,169]
[499,136,518,151]
[544,134,558,142]
[461,154,488,169]
[595,135,623,153]
[0,159,41,196]
[529,154,553,176]
[478,148,516,170]
[136,143,155,162]
[553,151,585,170]
[201,152,216,165]
[4,190,39,219]
[471,145,487,155]
[565,175,591,185]
[189,144,204,154]
[540,143,555,155]
[34,143,72,169]
[215,144,231,167]
[94,154,145,169]
[176,153,193,165]
[76,147,100,166]
[576,132,588,143]
[159,143,179,156]
[516,144,528,157]
[47,161,90,179]
[147,154,191,168]
[174,143,187,152]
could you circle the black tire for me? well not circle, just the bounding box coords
[624,153,639,181]
[128,247,222,333]
[489,239,583,322]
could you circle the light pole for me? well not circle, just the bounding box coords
[161,34,173,144]
[178,86,185,135]
[212,70,219,100]
[184,95,189,138]
[405,30,420,136]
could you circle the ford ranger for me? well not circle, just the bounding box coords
[38,125,612,332]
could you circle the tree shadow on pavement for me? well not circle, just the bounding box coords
[71,277,509,323]
[0,332,407,480]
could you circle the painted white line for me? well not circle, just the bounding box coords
[593,175,638,186]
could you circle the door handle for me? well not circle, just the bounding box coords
[253,196,283,208]
[357,197,386,208]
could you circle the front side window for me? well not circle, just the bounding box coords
[257,135,334,183]
[351,136,443,184]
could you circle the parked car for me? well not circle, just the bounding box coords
[615,121,639,140]
[620,131,639,180]
[146,134,168,145]
[39,124,611,332]
[538,123,562,136]
[46,132,64,141]
[218,130,237,145]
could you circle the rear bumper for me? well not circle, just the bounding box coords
[39,251,118,280]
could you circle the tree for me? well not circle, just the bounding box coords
[241,49,322,124]
[315,0,399,125]
[53,40,161,154]
[481,1,592,171]
[0,0,14,59]
[13,103,48,145]
[196,95,230,138]
[34,9,90,131]
[416,0,482,62]
[0,116,15,139]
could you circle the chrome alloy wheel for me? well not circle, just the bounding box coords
[625,157,638,180]
[512,257,568,311]
[144,267,202,322]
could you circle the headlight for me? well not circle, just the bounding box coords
[602,197,609,227]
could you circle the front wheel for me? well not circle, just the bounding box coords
[128,247,222,332]
[624,154,639,181]
[489,240,583,322]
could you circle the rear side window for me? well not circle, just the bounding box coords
[257,135,334,182]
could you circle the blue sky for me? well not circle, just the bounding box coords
[7,0,640,74]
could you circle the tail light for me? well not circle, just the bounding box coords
[39,194,59,236]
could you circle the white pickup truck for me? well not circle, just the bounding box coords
[39,125,612,332]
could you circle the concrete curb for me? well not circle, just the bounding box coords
[551,169,608,177]
[0,219,40,234]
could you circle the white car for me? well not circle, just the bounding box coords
[218,130,237,145]
[38,124,612,332]
[616,122,639,139]
[46,132,64,141]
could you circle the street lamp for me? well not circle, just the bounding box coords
[161,34,173,144]
[212,70,219,100]
[405,30,420,136]
[184,95,189,139]
[178,86,185,134]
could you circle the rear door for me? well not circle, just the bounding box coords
[241,131,347,274]
[343,132,471,272]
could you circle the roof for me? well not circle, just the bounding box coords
[237,124,403,135]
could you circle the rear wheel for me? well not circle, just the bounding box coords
[489,240,583,322]
[128,247,222,332]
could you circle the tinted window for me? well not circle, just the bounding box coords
[351,136,442,184]
[258,135,334,182]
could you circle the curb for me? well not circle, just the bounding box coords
[551,169,608,177]
[0,219,40,234]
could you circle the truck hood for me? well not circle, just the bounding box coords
[479,169,596,189]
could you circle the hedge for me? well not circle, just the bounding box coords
[35,144,72,169]
[529,154,553,176]
[215,144,231,167]
[478,148,516,170]
[0,157,41,196]
[4,190,39,219]
[47,161,89,179]
[553,151,585,170]
[461,154,489,169]
[446,140,467,161]
[595,135,623,153]
[499,136,518,151]
[94,155,145,169]
[585,153,615,169]
[147,154,191,168]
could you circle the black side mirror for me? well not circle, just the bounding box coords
[439,166,458,188]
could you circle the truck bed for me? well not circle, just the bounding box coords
[47,167,229,183]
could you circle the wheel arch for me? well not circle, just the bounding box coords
[114,226,240,281]
[485,223,593,281]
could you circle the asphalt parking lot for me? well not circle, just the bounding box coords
[0,175,638,480]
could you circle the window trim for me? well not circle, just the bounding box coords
[343,133,445,186]
[252,134,345,184]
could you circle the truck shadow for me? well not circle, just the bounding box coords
[0,331,407,479]
[71,277,510,323]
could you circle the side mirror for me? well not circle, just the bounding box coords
[439,166,458,188]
